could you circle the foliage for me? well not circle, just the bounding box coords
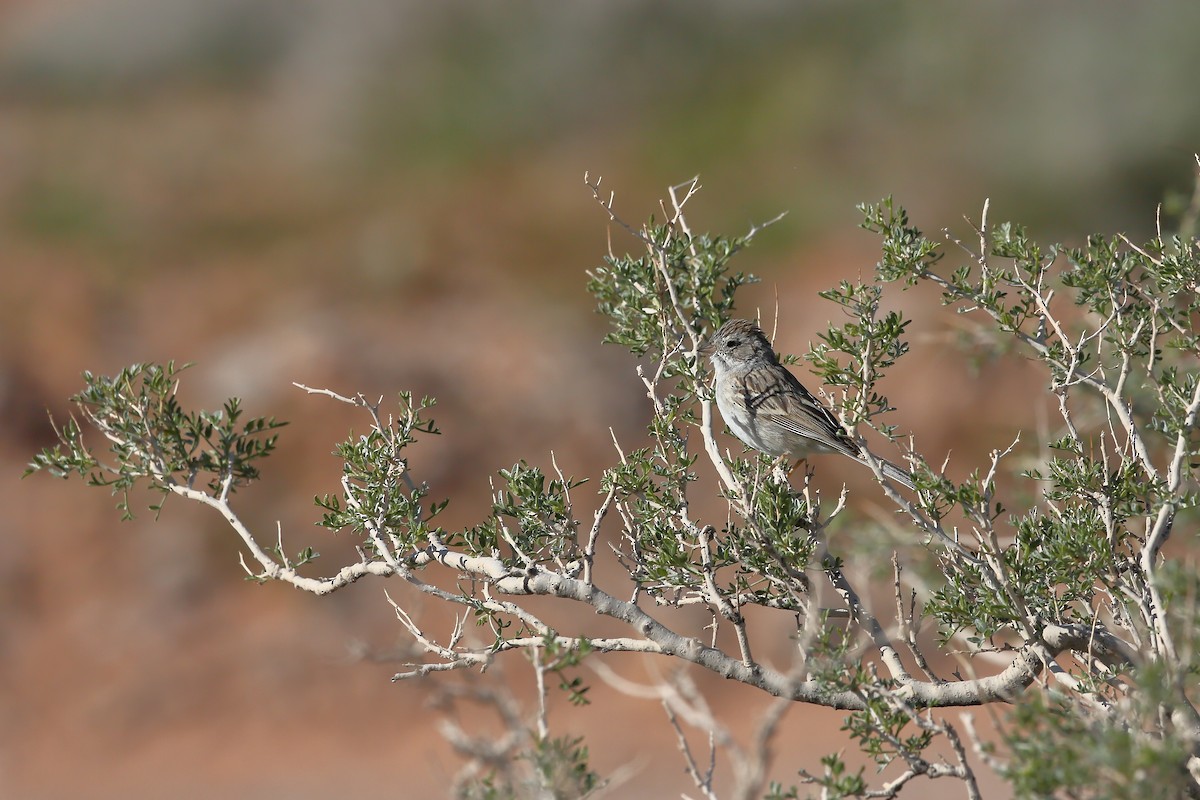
[1000,684,1195,800]
[457,735,601,800]
[26,170,1200,799]
[27,361,285,519]
[314,392,445,554]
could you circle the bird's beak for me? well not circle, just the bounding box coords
[698,337,716,358]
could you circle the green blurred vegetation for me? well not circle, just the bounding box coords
[3,0,1199,276]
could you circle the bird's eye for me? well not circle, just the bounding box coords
[726,338,740,348]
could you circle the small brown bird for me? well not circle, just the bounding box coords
[702,318,914,489]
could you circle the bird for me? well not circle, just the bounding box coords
[701,318,915,490]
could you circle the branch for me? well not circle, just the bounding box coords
[167,482,396,594]
[418,540,1059,710]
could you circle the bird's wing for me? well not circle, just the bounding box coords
[742,367,861,458]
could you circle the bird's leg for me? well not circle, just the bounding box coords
[788,457,813,476]
[772,457,812,484]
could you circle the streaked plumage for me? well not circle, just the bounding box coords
[702,318,915,490]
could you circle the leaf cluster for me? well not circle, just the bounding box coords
[457,734,601,800]
[541,633,594,708]
[586,219,757,401]
[27,361,285,518]
[450,462,587,569]
[808,280,910,433]
[716,461,817,610]
[314,392,445,555]
[1000,685,1195,800]
[864,193,1200,632]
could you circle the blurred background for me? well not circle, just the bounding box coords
[3,1,1200,797]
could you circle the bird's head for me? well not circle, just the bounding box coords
[700,318,777,374]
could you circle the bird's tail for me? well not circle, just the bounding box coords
[870,457,915,491]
